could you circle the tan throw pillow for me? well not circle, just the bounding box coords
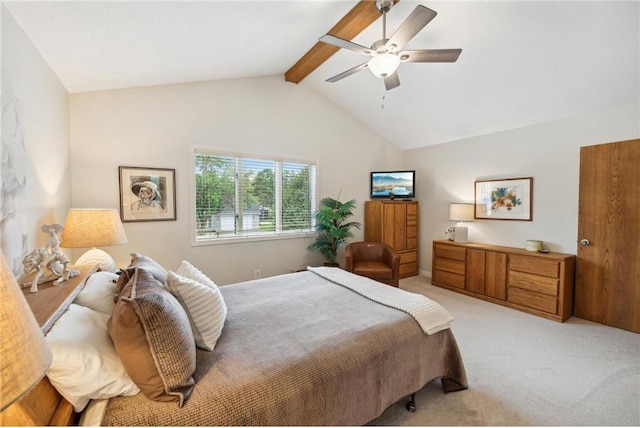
[108,267,196,406]
[129,252,168,284]
[166,271,227,351]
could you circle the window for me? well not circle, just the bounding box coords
[193,149,317,242]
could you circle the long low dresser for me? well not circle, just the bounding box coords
[431,240,575,322]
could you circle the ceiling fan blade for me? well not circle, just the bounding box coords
[320,34,372,56]
[399,49,462,63]
[386,5,437,52]
[384,72,400,90]
[326,62,369,83]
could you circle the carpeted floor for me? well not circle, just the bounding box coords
[368,276,640,426]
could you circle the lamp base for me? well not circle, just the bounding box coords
[75,249,117,272]
[454,226,468,243]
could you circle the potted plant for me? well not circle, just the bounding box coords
[307,194,361,267]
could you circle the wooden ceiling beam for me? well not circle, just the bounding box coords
[284,0,399,84]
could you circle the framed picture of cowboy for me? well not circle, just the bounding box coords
[474,177,532,221]
[118,166,176,222]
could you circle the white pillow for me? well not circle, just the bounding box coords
[166,271,227,351]
[74,271,118,315]
[46,304,140,412]
[176,260,219,290]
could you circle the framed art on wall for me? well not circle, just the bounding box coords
[474,177,532,221]
[118,166,176,222]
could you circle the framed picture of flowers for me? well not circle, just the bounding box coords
[474,177,533,221]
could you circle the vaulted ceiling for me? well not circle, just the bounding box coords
[4,1,638,150]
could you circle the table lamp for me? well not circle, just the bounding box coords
[447,203,474,243]
[60,209,127,272]
[0,251,52,414]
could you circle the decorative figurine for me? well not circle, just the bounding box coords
[17,224,80,292]
[445,226,456,241]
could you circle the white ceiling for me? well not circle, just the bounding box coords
[4,1,638,150]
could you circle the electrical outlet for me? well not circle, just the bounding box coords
[254,269,261,279]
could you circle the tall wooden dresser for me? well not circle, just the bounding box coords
[364,200,419,278]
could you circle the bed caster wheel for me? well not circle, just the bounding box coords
[406,400,416,412]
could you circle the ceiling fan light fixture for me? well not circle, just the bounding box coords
[368,53,400,78]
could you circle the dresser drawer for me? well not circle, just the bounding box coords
[509,271,559,296]
[400,262,418,277]
[434,257,465,275]
[406,226,417,249]
[508,287,557,314]
[400,251,417,264]
[406,238,417,249]
[434,244,466,261]
[510,254,559,278]
[433,269,465,289]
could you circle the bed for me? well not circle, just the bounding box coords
[22,258,468,426]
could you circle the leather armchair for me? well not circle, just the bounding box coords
[345,242,400,287]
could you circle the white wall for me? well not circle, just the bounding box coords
[1,6,70,275]
[5,1,637,284]
[69,77,404,284]
[407,103,640,276]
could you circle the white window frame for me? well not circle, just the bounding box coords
[190,147,318,246]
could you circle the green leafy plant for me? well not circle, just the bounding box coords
[307,194,361,266]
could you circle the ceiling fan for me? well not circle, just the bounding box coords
[319,0,462,90]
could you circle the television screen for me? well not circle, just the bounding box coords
[370,170,415,199]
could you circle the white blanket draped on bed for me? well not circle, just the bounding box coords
[306,266,454,335]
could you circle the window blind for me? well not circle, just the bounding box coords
[194,149,317,241]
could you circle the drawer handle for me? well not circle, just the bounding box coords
[579,239,590,246]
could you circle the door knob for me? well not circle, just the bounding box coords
[580,239,590,246]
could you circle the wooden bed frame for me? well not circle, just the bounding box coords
[0,265,97,426]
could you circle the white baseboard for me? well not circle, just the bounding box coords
[419,269,431,279]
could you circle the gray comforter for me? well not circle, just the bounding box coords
[101,270,467,426]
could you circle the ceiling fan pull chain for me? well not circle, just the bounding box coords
[381,89,386,110]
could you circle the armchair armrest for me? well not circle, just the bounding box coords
[345,245,354,272]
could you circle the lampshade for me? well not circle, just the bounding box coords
[60,209,127,248]
[368,53,400,78]
[60,209,127,272]
[449,203,474,222]
[0,251,52,411]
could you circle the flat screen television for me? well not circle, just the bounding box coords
[370,170,415,199]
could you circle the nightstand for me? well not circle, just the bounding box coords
[22,264,98,334]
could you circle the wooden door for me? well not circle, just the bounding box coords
[485,251,507,300]
[393,203,407,251]
[466,249,485,294]
[381,202,407,250]
[382,202,396,248]
[575,139,640,333]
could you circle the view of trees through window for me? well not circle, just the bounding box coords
[195,152,316,240]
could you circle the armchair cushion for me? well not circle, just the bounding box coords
[351,261,394,280]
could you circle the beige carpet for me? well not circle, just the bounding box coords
[369,276,640,426]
